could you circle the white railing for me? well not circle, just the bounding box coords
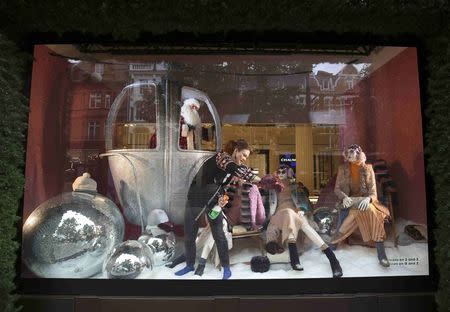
[129,64,154,71]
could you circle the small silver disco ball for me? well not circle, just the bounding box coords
[138,232,176,266]
[103,240,153,279]
[22,191,124,278]
[313,207,339,244]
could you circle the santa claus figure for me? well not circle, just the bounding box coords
[179,98,202,150]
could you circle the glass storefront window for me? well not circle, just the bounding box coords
[22,45,429,281]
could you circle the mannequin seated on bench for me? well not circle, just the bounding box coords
[331,144,391,267]
[259,167,343,278]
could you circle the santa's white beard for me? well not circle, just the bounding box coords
[181,105,201,127]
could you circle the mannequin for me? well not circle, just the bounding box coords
[174,139,260,279]
[333,144,391,267]
[261,166,343,278]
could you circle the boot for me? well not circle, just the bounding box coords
[288,243,304,271]
[323,247,343,278]
[376,241,390,267]
[265,241,279,255]
[166,254,186,269]
[222,266,232,280]
[175,265,194,276]
[194,257,206,276]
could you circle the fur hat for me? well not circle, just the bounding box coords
[343,144,367,164]
[72,172,97,192]
[147,209,169,226]
[250,256,271,273]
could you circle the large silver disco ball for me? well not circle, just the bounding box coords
[138,232,176,266]
[103,240,153,279]
[22,191,124,278]
[313,207,339,244]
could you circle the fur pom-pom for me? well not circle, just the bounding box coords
[250,256,271,273]
[259,174,284,193]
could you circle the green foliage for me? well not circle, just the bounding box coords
[0,34,29,312]
[0,0,449,311]
[425,31,450,311]
[0,0,448,39]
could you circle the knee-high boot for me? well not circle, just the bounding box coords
[288,243,304,271]
[376,241,390,267]
[323,247,343,278]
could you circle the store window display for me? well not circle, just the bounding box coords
[22,45,429,281]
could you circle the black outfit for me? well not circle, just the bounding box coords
[184,152,256,268]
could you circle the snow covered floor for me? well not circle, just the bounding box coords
[132,240,428,280]
[95,218,429,280]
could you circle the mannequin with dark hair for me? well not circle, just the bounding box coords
[173,139,260,279]
[223,139,250,155]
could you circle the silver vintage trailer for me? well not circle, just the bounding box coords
[103,81,222,230]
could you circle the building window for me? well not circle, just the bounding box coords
[299,77,307,89]
[89,93,102,108]
[105,94,111,108]
[347,79,354,90]
[139,79,149,94]
[94,63,104,75]
[322,78,331,90]
[87,121,99,140]
[344,96,354,106]
[295,95,306,107]
[324,96,333,108]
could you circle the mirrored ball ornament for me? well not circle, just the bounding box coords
[313,207,339,244]
[103,240,153,279]
[22,191,125,278]
[138,232,176,266]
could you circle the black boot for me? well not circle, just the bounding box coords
[376,241,390,267]
[194,257,207,276]
[265,241,280,255]
[166,254,186,269]
[288,243,304,271]
[323,247,343,278]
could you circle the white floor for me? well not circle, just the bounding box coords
[97,218,429,280]
[133,241,429,280]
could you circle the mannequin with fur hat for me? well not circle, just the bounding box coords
[332,144,391,267]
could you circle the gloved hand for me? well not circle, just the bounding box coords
[358,197,371,211]
[235,165,260,183]
[218,194,229,208]
[342,196,353,209]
